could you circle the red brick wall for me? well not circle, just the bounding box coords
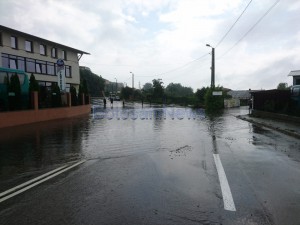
[0,105,90,129]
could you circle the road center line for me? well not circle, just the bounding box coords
[213,154,236,211]
[0,165,69,198]
[0,160,86,203]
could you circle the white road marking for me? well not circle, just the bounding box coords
[0,165,69,198]
[0,160,86,203]
[213,154,236,211]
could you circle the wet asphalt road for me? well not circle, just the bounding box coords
[0,104,300,225]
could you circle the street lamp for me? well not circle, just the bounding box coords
[206,44,215,88]
[130,72,134,89]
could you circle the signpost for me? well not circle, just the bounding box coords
[56,59,65,92]
[212,91,222,96]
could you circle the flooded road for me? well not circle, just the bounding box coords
[1,103,300,225]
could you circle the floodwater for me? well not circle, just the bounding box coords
[0,102,209,182]
[1,102,300,224]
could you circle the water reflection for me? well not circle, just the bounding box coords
[0,116,89,180]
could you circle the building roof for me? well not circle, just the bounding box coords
[0,25,90,55]
[288,70,300,76]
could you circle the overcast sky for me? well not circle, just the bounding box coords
[1,0,299,91]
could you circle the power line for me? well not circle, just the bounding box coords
[218,0,280,59]
[215,0,253,48]
[136,53,210,78]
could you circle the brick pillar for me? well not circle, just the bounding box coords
[67,92,72,107]
[31,91,38,110]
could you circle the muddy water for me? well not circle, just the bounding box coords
[0,103,211,180]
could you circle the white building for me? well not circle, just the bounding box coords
[0,25,89,91]
[288,70,300,86]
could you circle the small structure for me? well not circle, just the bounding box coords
[288,70,300,85]
[225,90,251,108]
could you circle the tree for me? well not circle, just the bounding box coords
[29,73,39,92]
[277,82,289,90]
[81,79,88,95]
[165,83,193,97]
[70,86,77,106]
[28,73,39,109]
[152,79,164,98]
[51,83,61,107]
[80,67,104,97]
[195,87,209,104]
[121,86,133,100]
[142,83,153,93]
[8,74,21,110]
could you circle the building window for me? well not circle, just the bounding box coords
[1,54,25,71]
[2,54,9,68]
[40,44,46,55]
[11,36,18,49]
[39,81,53,91]
[17,57,25,71]
[65,66,71,78]
[47,62,55,75]
[9,58,17,69]
[36,60,47,74]
[51,47,57,58]
[62,50,67,60]
[25,40,33,52]
[26,58,35,73]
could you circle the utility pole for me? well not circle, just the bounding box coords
[130,72,134,89]
[206,44,215,88]
[211,47,215,88]
[130,72,134,100]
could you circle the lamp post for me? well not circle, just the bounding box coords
[206,44,215,88]
[130,72,134,89]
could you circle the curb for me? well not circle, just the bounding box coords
[236,115,300,139]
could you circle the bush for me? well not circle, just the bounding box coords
[204,87,224,114]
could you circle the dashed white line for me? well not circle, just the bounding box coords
[0,160,86,203]
[213,154,236,211]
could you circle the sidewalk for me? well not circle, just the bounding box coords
[237,114,300,139]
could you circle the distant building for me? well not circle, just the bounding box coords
[225,90,251,108]
[288,70,300,85]
[0,25,89,92]
[227,90,251,100]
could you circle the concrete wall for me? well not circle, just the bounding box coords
[0,105,90,129]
